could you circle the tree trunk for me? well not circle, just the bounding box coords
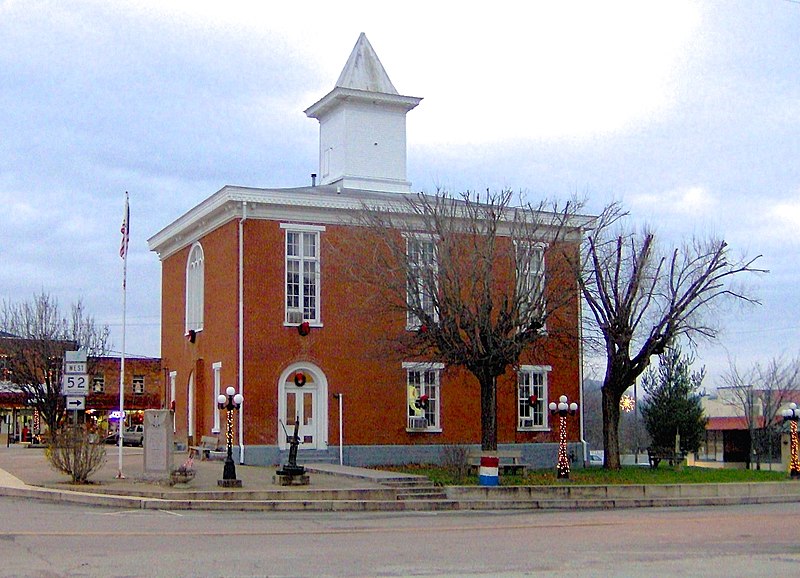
[479,372,498,451]
[602,386,622,469]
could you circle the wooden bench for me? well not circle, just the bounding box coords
[647,447,685,469]
[467,450,529,475]
[189,435,224,460]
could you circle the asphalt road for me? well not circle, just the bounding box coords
[0,497,798,577]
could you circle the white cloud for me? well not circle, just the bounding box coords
[111,1,703,144]
[629,185,716,217]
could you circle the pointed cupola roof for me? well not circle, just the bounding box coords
[334,33,399,94]
[305,33,421,120]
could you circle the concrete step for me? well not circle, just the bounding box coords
[279,450,338,465]
[381,479,438,489]
[396,488,448,501]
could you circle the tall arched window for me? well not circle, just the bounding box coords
[186,243,204,333]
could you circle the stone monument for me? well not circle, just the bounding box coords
[143,409,173,482]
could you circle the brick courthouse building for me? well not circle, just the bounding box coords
[148,34,588,467]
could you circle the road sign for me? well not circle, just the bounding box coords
[64,350,87,375]
[62,374,88,395]
[64,361,87,374]
[66,396,85,410]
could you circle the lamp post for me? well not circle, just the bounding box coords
[217,386,243,488]
[782,402,800,479]
[549,395,578,480]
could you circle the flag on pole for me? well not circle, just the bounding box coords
[120,192,130,259]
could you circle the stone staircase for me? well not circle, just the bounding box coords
[377,476,449,502]
[280,449,338,465]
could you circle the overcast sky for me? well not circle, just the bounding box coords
[1,1,798,387]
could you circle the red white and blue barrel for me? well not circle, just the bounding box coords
[478,455,499,486]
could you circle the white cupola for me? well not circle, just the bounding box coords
[304,33,422,193]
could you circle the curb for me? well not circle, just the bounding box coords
[1,482,799,512]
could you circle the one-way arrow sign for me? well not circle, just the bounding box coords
[66,396,85,410]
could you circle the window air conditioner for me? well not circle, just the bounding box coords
[408,417,428,429]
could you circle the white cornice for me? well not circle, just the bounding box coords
[305,87,422,119]
[147,185,595,260]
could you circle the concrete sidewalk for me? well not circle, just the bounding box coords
[1,443,799,512]
[0,443,444,511]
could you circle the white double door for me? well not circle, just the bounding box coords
[278,365,327,451]
[283,386,317,449]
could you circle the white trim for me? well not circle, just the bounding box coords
[185,242,204,333]
[517,365,552,431]
[405,235,438,330]
[402,362,445,370]
[280,222,326,232]
[148,185,592,261]
[277,362,329,451]
[284,227,322,325]
[212,362,222,434]
[169,371,177,433]
[404,362,443,433]
[238,202,247,464]
[187,371,195,440]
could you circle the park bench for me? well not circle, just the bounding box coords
[467,449,529,475]
[189,435,225,460]
[647,447,685,469]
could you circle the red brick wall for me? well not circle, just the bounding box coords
[160,217,582,447]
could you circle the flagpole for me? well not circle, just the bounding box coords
[117,192,129,479]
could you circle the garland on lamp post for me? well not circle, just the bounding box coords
[217,386,243,488]
[549,395,578,480]
[782,403,800,478]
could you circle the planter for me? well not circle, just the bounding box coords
[170,469,196,485]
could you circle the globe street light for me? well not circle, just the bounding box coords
[782,402,800,478]
[549,395,578,480]
[217,386,243,488]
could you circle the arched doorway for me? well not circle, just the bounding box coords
[277,362,328,451]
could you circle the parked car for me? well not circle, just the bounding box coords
[105,425,144,447]
[588,452,604,467]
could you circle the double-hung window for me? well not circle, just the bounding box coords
[133,375,145,395]
[92,375,105,393]
[516,242,546,330]
[404,362,443,431]
[406,235,437,330]
[0,354,10,383]
[282,224,325,325]
[185,243,205,333]
[517,365,551,430]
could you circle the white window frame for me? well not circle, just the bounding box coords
[169,371,177,433]
[132,375,145,395]
[185,243,205,333]
[403,362,444,432]
[0,355,10,383]
[515,242,547,331]
[212,362,222,434]
[517,365,551,431]
[405,234,438,330]
[281,223,325,326]
[92,375,105,393]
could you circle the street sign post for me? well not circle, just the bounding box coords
[62,374,88,396]
[65,397,85,410]
[63,351,88,423]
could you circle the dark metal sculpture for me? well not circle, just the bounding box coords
[277,419,305,477]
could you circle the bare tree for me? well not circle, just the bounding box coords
[334,190,586,451]
[0,293,110,435]
[576,204,764,469]
[720,355,800,469]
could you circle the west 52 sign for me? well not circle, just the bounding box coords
[62,374,88,395]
